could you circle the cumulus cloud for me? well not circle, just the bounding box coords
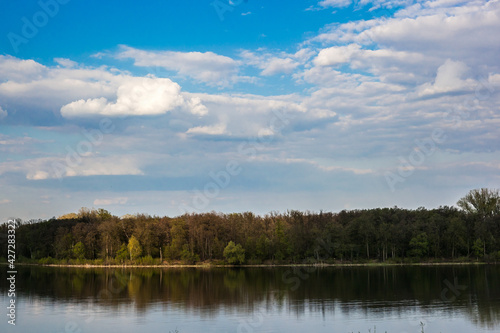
[60,76,186,117]
[0,56,209,120]
[0,56,122,115]
[0,106,7,119]
[186,97,208,116]
[0,55,47,83]
[185,93,309,137]
[314,44,361,66]
[417,59,474,96]
[261,58,299,76]
[316,0,500,71]
[240,50,302,76]
[433,59,470,90]
[54,58,78,68]
[116,45,241,87]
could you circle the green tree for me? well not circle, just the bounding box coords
[255,235,270,261]
[457,188,500,218]
[445,217,466,258]
[409,233,429,258]
[127,235,142,260]
[115,243,129,263]
[73,241,86,260]
[180,244,199,264]
[165,218,187,260]
[97,208,112,220]
[54,229,73,259]
[272,219,289,261]
[472,238,485,258]
[223,241,246,264]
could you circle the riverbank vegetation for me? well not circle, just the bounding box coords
[1,189,499,266]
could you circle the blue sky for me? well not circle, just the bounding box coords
[1,0,499,220]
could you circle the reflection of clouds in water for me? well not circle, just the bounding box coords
[3,265,500,331]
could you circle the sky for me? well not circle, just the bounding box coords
[0,0,499,221]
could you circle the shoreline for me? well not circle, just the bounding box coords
[3,261,491,268]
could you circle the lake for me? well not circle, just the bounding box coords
[1,265,500,332]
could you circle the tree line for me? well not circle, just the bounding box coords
[1,188,499,264]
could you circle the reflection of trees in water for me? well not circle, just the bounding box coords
[1,265,500,326]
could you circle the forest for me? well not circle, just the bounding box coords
[1,188,500,265]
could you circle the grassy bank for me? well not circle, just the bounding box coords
[3,255,494,268]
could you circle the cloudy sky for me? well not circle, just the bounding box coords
[0,0,499,220]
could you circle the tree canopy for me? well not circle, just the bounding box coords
[457,188,500,218]
[223,241,245,264]
[1,189,499,264]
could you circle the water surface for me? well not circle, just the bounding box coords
[1,265,500,332]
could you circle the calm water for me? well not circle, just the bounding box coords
[1,265,500,332]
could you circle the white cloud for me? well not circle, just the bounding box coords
[54,58,78,68]
[94,197,128,205]
[261,57,299,76]
[417,59,474,96]
[0,106,7,119]
[240,50,301,76]
[60,76,186,117]
[319,0,420,10]
[182,93,312,138]
[433,59,470,90]
[0,55,47,83]
[0,155,144,180]
[314,44,361,66]
[46,156,143,179]
[0,56,209,119]
[366,2,499,67]
[186,123,227,135]
[186,97,208,116]
[319,0,352,8]
[314,0,500,68]
[307,0,500,91]
[293,48,316,63]
[0,57,123,112]
[116,45,241,87]
[28,170,50,180]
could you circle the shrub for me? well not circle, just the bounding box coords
[73,242,86,260]
[39,257,54,265]
[180,245,199,264]
[223,241,245,265]
[128,236,142,260]
[138,255,155,265]
[115,244,129,263]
